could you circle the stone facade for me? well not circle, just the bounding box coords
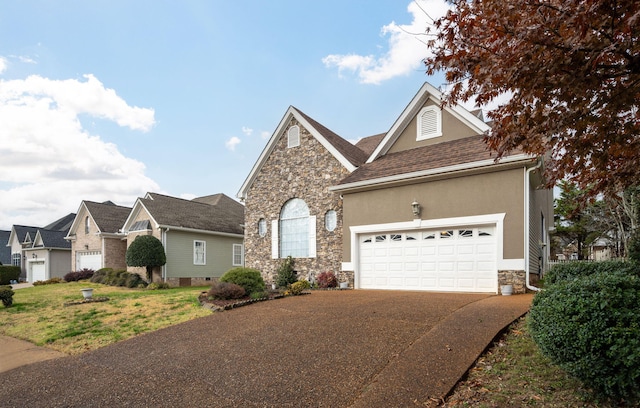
[244,118,352,285]
[498,270,527,294]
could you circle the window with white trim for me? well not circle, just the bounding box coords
[417,106,442,140]
[194,240,206,265]
[325,210,337,232]
[258,218,267,237]
[287,125,300,148]
[85,216,90,234]
[12,253,21,267]
[279,198,310,257]
[232,244,244,266]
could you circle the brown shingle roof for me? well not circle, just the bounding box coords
[355,133,386,157]
[191,193,244,221]
[143,193,244,235]
[339,135,524,186]
[295,108,368,167]
[84,201,132,233]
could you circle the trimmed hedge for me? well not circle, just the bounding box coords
[90,268,147,288]
[207,282,245,300]
[64,268,95,282]
[220,267,265,295]
[544,259,638,285]
[0,265,21,285]
[529,271,640,403]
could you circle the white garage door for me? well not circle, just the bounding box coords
[78,252,102,271]
[31,261,46,282]
[358,226,497,292]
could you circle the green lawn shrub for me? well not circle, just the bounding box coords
[0,285,14,307]
[0,266,21,285]
[289,280,310,295]
[64,268,95,282]
[529,271,640,403]
[544,259,637,285]
[33,277,64,286]
[147,282,171,290]
[207,282,245,300]
[628,231,640,263]
[316,271,338,288]
[90,268,147,288]
[220,267,265,295]
[275,256,297,288]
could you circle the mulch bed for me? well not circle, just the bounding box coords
[64,297,110,307]
[198,291,299,311]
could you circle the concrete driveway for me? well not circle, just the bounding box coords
[0,290,531,407]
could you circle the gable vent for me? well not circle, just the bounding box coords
[287,125,300,148]
[417,106,442,140]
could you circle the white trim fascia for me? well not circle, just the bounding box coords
[349,213,506,289]
[367,82,491,163]
[65,201,90,239]
[157,225,244,239]
[237,106,356,201]
[341,262,354,272]
[122,200,159,233]
[331,154,533,193]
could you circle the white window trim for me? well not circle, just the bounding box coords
[232,244,244,266]
[193,240,206,265]
[271,216,316,259]
[417,105,442,141]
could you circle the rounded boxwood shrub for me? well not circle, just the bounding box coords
[0,285,15,308]
[220,267,265,295]
[529,271,640,402]
[289,280,310,295]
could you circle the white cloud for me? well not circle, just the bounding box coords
[241,126,253,136]
[0,57,7,74]
[225,136,241,151]
[0,74,159,229]
[322,0,450,84]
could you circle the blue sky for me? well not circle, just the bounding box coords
[0,0,452,230]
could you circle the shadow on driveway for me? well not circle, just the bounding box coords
[0,290,531,407]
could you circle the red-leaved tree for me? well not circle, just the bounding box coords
[424,0,639,196]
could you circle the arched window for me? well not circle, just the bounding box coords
[258,218,267,237]
[287,125,300,148]
[279,198,309,257]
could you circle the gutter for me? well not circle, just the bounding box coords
[524,161,542,292]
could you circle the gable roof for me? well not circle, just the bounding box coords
[8,225,40,247]
[84,201,132,234]
[66,201,132,237]
[334,135,532,191]
[43,213,76,231]
[237,106,368,200]
[125,192,244,236]
[355,133,386,157]
[367,82,492,163]
[33,229,71,249]
[192,193,245,221]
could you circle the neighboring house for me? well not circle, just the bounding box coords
[65,201,132,271]
[5,213,76,282]
[121,192,245,286]
[0,230,11,265]
[238,82,553,294]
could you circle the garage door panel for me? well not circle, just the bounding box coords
[359,226,498,293]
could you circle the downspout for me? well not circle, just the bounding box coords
[162,228,169,283]
[525,161,542,292]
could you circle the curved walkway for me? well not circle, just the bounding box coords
[0,290,532,407]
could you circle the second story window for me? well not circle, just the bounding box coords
[85,216,90,234]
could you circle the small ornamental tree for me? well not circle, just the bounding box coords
[125,235,166,283]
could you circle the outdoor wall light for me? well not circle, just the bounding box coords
[412,200,421,218]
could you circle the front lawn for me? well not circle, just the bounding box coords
[0,282,211,355]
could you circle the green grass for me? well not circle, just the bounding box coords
[442,317,619,407]
[0,282,211,354]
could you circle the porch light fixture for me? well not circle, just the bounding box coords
[411,200,421,218]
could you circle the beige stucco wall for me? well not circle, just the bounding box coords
[244,117,349,284]
[388,100,482,153]
[341,167,526,261]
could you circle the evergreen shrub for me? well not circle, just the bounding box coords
[529,271,640,403]
[220,267,265,295]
